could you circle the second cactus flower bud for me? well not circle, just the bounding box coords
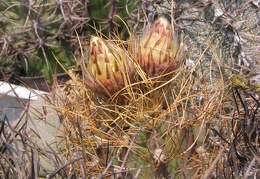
[81,36,134,98]
[136,16,185,79]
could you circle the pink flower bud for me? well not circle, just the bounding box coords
[136,16,185,79]
[81,36,134,98]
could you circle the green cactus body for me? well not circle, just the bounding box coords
[87,0,141,39]
[0,0,77,83]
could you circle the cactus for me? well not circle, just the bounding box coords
[86,0,142,39]
[0,0,90,83]
[54,11,222,178]
[1,0,259,178]
[57,1,259,178]
[0,0,143,84]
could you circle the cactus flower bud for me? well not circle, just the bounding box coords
[136,16,185,79]
[80,36,134,98]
